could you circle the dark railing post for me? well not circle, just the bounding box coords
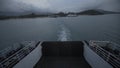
[106,52,110,62]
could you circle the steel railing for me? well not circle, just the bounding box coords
[0,41,40,68]
[88,41,120,68]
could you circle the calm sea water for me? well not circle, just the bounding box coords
[0,14,120,49]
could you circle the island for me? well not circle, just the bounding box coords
[0,9,120,20]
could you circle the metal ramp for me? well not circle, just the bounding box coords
[34,41,91,68]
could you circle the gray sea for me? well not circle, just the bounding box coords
[0,14,120,50]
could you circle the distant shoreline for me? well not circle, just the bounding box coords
[0,10,120,20]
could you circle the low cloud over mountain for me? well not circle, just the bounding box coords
[0,0,120,15]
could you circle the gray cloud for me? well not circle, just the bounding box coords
[0,0,120,14]
[0,0,31,12]
[98,0,120,12]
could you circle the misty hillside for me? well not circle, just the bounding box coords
[0,9,120,20]
[76,9,120,15]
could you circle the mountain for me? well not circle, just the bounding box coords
[0,9,120,20]
[0,11,31,16]
[76,9,120,15]
[95,9,120,14]
[0,12,50,16]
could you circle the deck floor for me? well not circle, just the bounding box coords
[34,56,91,68]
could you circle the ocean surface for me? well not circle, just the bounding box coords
[0,14,120,50]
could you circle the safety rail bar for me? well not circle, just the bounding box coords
[0,41,40,68]
[89,41,120,68]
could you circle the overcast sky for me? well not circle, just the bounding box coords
[0,0,120,13]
